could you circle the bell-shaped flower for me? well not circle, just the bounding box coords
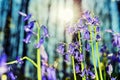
[34,36,44,48]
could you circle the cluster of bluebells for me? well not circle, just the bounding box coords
[56,10,104,79]
[57,10,120,80]
[19,12,57,80]
[0,51,17,80]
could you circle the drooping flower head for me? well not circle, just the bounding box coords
[19,11,32,21]
[84,30,90,40]
[56,43,65,55]
[41,25,50,38]
[34,36,44,48]
[23,32,32,44]
[0,53,7,76]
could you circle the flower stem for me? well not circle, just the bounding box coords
[36,22,41,80]
[72,56,77,80]
[89,27,99,80]
[6,56,38,68]
[78,32,85,80]
[94,27,103,80]
[96,42,103,80]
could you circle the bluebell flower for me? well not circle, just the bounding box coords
[8,72,16,80]
[64,54,70,62]
[106,64,113,76]
[100,45,107,53]
[47,66,56,80]
[111,77,116,80]
[68,43,76,55]
[82,11,91,20]
[25,20,36,30]
[41,25,50,38]
[56,43,65,55]
[85,43,90,51]
[16,57,23,64]
[0,53,7,76]
[75,64,80,73]
[107,54,120,63]
[34,36,44,48]
[77,53,84,62]
[84,30,90,40]
[92,16,100,26]
[19,11,32,21]
[66,26,75,35]
[112,34,120,48]
[23,33,32,44]
[96,26,100,33]
[80,68,95,79]
[96,34,101,41]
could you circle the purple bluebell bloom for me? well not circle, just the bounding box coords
[80,68,95,79]
[23,33,32,44]
[85,43,90,51]
[92,16,100,26]
[96,34,101,41]
[19,11,32,21]
[84,30,90,40]
[77,53,84,62]
[106,64,113,76]
[0,53,7,76]
[64,54,70,62]
[112,34,120,48]
[41,25,50,38]
[66,26,75,35]
[111,77,116,80]
[56,43,65,55]
[35,36,44,48]
[100,45,107,53]
[68,43,76,55]
[96,26,100,33]
[75,64,80,73]
[24,20,35,30]
[74,51,79,59]
[82,11,91,19]
[8,72,16,80]
[16,57,23,64]
[47,66,56,80]
[88,71,96,79]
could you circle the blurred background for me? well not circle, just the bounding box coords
[0,0,120,80]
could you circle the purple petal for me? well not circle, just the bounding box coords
[23,33,32,44]
[16,57,23,64]
[85,43,90,51]
[41,25,50,38]
[0,53,7,75]
[84,30,90,40]
[19,11,27,16]
[35,36,44,48]
[8,72,16,80]
[56,43,65,55]
[96,26,100,33]
[89,71,95,79]
[75,64,80,73]
[64,54,70,62]
[24,14,32,21]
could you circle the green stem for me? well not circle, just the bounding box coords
[96,42,103,80]
[89,27,99,80]
[104,68,106,80]
[78,32,85,80]
[72,56,77,80]
[6,56,38,68]
[94,27,103,80]
[36,22,41,80]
